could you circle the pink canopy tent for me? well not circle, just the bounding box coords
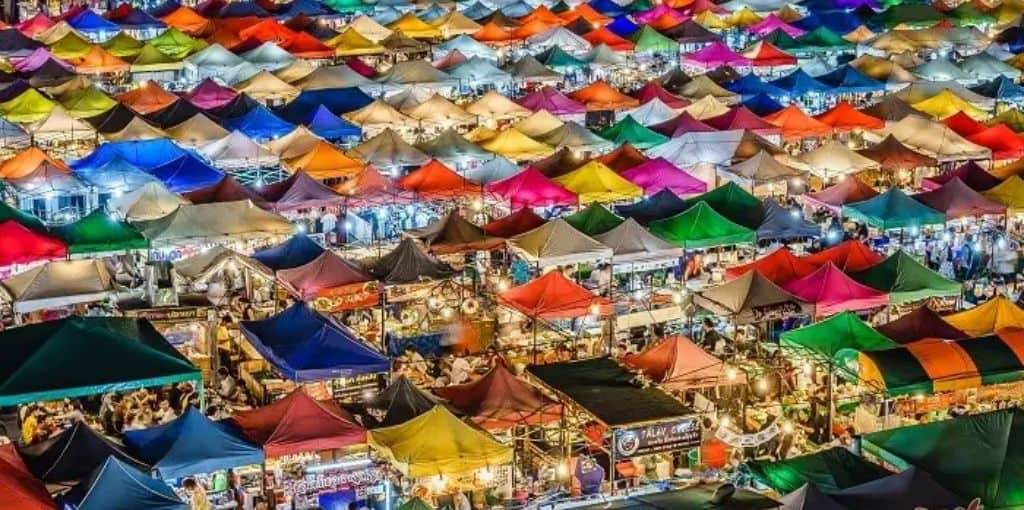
[620,157,707,195]
[623,336,745,390]
[517,87,586,116]
[634,4,688,24]
[912,177,1006,219]
[747,15,805,37]
[682,41,750,70]
[182,78,239,110]
[783,262,889,318]
[486,167,577,209]
[920,161,1001,192]
[632,82,689,108]
[704,106,780,138]
[801,176,878,214]
[13,48,69,73]
[276,251,378,309]
[651,111,717,137]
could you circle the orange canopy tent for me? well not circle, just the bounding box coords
[560,4,612,25]
[396,160,482,200]
[434,361,561,430]
[70,45,129,74]
[801,239,884,272]
[725,246,818,284]
[281,32,333,58]
[520,6,564,26]
[498,270,611,319]
[231,388,366,457]
[815,101,885,131]
[569,81,640,111]
[334,167,413,207]
[583,27,635,51]
[597,142,649,171]
[623,336,746,390]
[239,18,297,43]
[160,6,213,35]
[472,21,514,43]
[741,41,797,67]
[512,19,556,39]
[0,147,68,179]
[284,140,365,180]
[763,104,834,139]
[116,81,178,114]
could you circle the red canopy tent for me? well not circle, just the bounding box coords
[704,106,779,137]
[433,361,561,430]
[942,110,987,137]
[874,305,968,344]
[632,82,689,108]
[0,221,67,267]
[800,240,884,272]
[183,175,270,208]
[498,270,610,319]
[596,143,649,172]
[814,101,884,131]
[763,104,833,139]
[276,251,377,310]
[583,27,635,51]
[967,124,1024,160]
[912,177,1006,219]
[623,336,746,390]
[0,443,53,510]
[725,247,817,284]
[397,160,482,200]
[232,388,366,457]
[483,208,547,238]
[783,262,889,318]
[802,176,878,214]
[921,161,1001,192]
[651,111,717,137]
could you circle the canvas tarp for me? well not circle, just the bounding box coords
[2,259,116,313]
[135,200,293,243]
[508,218,612,266]
[693,270,811,324]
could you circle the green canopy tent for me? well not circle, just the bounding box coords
[563,203,624,236]
[101,31,145,58]
[535,46,588,71]
[649,202,755,249]
[792,27,854,54]
[682,181,764,229]
[744,447,890,495]
[850,250,960,304]
[630,26,679,55]
[58,85,118,119]
[147,28,207,60]
[0,200,46,232]
[0,316,201,406]
[842,188,946,231]
[871,4,946,28]
[598,115,669,150]
[324,0,374,13]
[780,311,898,370]
[949,3,995,26]
[54,209,148,254]
[862,408,1024,509]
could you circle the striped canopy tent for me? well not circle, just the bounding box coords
[859,329,1024,396]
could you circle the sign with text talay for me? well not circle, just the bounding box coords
[613,417,700,458]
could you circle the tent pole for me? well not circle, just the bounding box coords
[532,317,538,365]
[826,359,834,443]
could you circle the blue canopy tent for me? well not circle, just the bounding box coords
[223,104,296,141]
[251,234,325,270]
[461,2,494,20]
[111,7,167,29]
[769,69,833,105]
[306,105,362,142]
[277,0,330,17]
[606,15,640,38]
[61,457,186,510]
[615,188,689,226]
[972,76,1024,104]
[148,154,225,193]
[67,9,120,40]
[211,94,261,120]
[742,92,786,116]
[727,74,789,100]
[589,0,626,16]
[756,198,821,241]
[241,302,390,382]
[216,1,271,17]
[124,408,263,480]
[72,139,193,172]
[274,88,374,123]
[149,0,183,17]
[74,156,159,198]
[795,10,863,35]
[19,420,150,483]
[816,65,885,95]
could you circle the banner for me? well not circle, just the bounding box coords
[314,282,380,312]
[613,417,701,458]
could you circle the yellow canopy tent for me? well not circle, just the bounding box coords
[943,295,1024,337]
[553,160,643,204]
[911,90,989,120]
[386,13,441,39]
[0,89,56,123]
[479,128,554,161]
[983,175,1024,213]
[327,28,385,56]
[369,406,512,477]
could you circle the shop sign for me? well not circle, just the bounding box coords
[384,282,435,303]
[749,301,804,322]
[126,306,209,321]
[613,417,700,458]
[313,283,380,312]
[715,421,779,448]
[282,465,384,501]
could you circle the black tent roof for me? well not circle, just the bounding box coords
[831,467,964,510]
[146,99,202,128]
[615,188,689,225]
[18,420,149,483]
[0,29,42,56]
[365,375,446,427]
[364,237,454,284]
[86,103,138,133]
[756,198,821,241]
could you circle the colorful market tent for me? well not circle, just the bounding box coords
[486,167,576,209]
[943,296,1024,337]
[276,251,375,305]
[922,161,1001,192]
[725,247,817,284]
[108,181,188,221]
[745,447,890,494]
[843,188,946,230]
[241,301,389,381]
[396,159,482,200]
[498,269,610,319]
[857,134,938,171]
[564,203,624,236]
[802,176,878,214]
[256,171,345,212]
[755,198,820,241]
[552,160,643,203]
[623,335,744,390]
[815,101,884,131]
[434,362,560,430]
[365,375,447,427]
[0,221,66,266]
[682,181,765,229]
[851,250,960,304]
[18,419,148,483]
[251,234,324,270]
[60,457,186,510]
[620,157,707,196]
[649,202,756,249]
[780,311,896,369]
[123,407,263,479]
[0,316,199,406]
[365,237,455,284]
[858,331,1024,396]
[483,208,547,238]
[369,405,512,477]
[783,263,889,318]
[862,408,1024,509]
[231,388,366,457]
[912,178,1006,219]
[795,140,880,180]
[615,188,689,225]
[983,176,1024,213]
[801,240,884,273]
[54,208,147,254]
[875,305,968,344]
[692,270,811,324]
[507,218,612,266]
[0,443,59,509]
[406,212,503,254]
[598,115,669,149]
[871,114,990,162]
[593,217,681,263]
